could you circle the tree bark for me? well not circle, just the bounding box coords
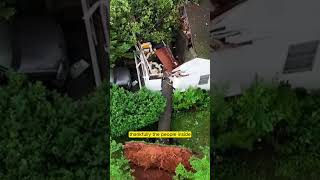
[158,72,173,144]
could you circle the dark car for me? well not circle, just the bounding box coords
[0,16,69,86]
[110,67,132,89]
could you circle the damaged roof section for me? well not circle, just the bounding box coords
[182,2,211,59]
[155,45,179,73]
[209,0,251,51]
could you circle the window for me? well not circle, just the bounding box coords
[198,74,210,85]
[283,40,319,73]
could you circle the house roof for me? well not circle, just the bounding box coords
[184,2,211,59]
[211,0,248,20]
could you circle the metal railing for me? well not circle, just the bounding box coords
[81,0,108,87]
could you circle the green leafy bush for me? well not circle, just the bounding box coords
[110,0,138,66]
[213,81,320,179]
[110,140,133,180]
[174,147,210,180]
[213,82,301,151]
[173,88,209,112]
[274,89,320,155]
[110,85,166,137]
[110,0,186,65]
[0,73,107,179]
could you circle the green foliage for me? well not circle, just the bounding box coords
[174,147,210,180]
[213,82,320,179]
[215,158,271,180]
[110,85,166,137]
[275,154,320,179]
[172,88,210,151]
[174,163,194,179]
[237,83,300,132]
[216,153,320,180]
[129,0,178,42]
[110,0,183,65]
[215,129,257,151]
[213,82,302,151]
[0,73,107,179]
[110,140,133,180]
[0,1,15,20]
[110,0,138,66]
[173,88,209,112]
[274,89,320,155]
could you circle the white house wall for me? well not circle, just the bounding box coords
[211,0,320,95]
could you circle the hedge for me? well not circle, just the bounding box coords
[110,85,166,137]
[0,73,107,179]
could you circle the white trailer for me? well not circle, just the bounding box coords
[134,42,210,91]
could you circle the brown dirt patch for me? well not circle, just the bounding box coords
[124,142,194,180]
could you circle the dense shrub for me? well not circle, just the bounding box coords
[110,85,166,137]
[110,0,138,66]
[0,73,107,179]
[274,89,320,155]
[213,82,320,179]
[213,82,303,151]
[110,140,133,180]
[173,88,209,112]
[110,0,193,65]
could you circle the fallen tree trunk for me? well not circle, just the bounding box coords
[157,73,173,144]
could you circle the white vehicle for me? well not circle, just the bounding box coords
[170,58,210,91]
[134,42,210,91]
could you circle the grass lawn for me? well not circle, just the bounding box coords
[171,109,210,152]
